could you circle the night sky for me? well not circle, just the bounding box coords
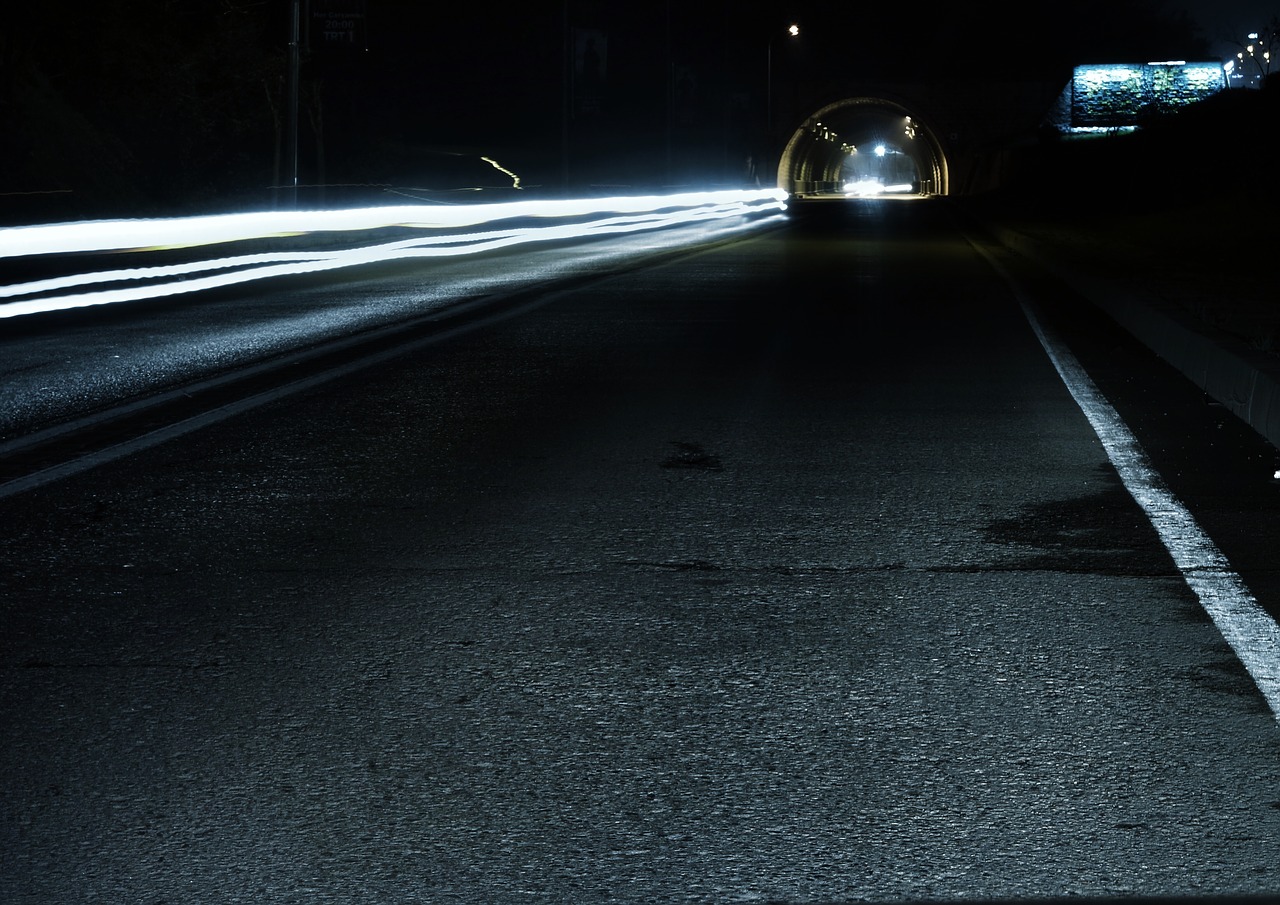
[0,0,1274,220]
[1177,0,1278,53]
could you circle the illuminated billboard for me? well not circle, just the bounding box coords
[1046,62,1227,133]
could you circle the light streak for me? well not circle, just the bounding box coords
[0,189,787,319]
[843,179,886,196]
[480,156,522,190]
[0,189,785,258]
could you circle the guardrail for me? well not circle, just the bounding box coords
[0,189,788,321]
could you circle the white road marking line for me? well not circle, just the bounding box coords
[981,247,1280,721]
[0,293,548,502]
[0,220,780,501]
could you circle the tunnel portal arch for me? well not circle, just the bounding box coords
[776,97,949,197]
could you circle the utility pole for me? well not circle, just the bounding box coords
[767,24,799,158]
[562,0,570,192]
[285,0,302,208]
[665,0,673,186]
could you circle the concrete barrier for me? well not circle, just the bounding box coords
[991,223,1280,452]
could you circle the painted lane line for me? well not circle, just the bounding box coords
[1032,334,1280,716]
[0,292,547,501]
[977,246,1280,721]
[0,216,784,502]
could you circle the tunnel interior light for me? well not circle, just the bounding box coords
[843,179,885,196]
[841,179,912,197]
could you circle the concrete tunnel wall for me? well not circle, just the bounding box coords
[776,97,950,196]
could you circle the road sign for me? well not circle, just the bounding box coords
[310,0,366,51]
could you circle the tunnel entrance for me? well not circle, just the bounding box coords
[776,98,949,197]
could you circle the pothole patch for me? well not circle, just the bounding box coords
[660,441,723,472]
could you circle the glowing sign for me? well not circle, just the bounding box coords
[1184,64,1227,86]
[1065,62,1226,132]
[1078,66,1140,86]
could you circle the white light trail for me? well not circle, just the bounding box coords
[0,189,787,319]
[843,180,888,196]
[0,189,786,259]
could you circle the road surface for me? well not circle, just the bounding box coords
[2,197,1278,903]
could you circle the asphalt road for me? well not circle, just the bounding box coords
[2,198,1278,903]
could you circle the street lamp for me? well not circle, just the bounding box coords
[767,23,800,139]
[1234,26,1276,88]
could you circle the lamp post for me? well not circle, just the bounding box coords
[1232,25,1277,88]
[767,23,800,140]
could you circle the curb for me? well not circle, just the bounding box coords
[990,224,1280,453]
